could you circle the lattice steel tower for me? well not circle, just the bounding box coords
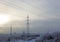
[10,25,12,35]
[27,15,30,34]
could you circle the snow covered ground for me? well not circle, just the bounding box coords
[0,37,59,42]
[9,39,35,42]
[0,33,60,42]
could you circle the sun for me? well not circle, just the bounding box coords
[0,14,10,24]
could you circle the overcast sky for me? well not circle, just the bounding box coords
[0,0,60,34]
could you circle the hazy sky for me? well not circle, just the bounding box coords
[0,0,60,34]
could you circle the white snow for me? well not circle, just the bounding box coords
[9,39,35,42]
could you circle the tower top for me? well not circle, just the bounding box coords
[27,14,29,18]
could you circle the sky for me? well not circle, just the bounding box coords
[0,0,60,34]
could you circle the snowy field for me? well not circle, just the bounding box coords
[0,33,60,42]
[9,39,35,42]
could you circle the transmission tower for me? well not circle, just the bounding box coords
[27,15,30,34]
[10,25,12,36]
